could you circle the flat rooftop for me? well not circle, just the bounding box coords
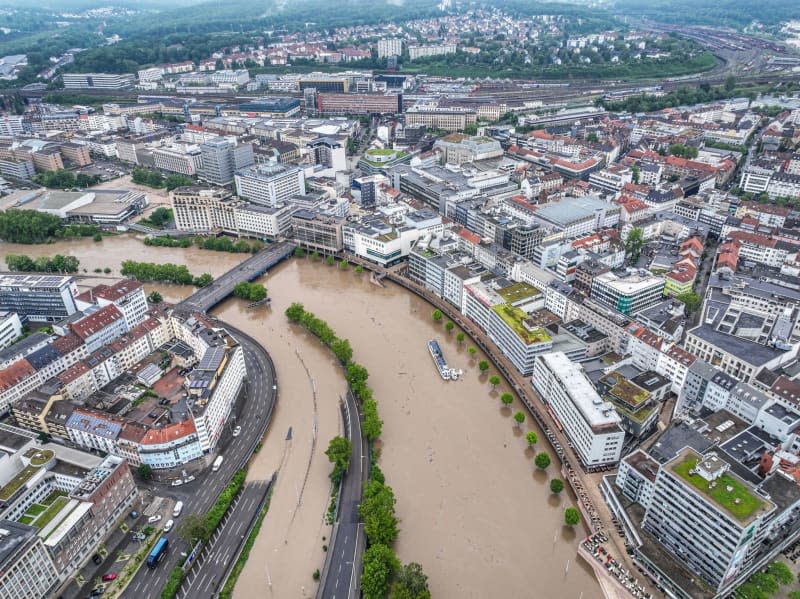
[495,281,541,304]
[668,448,770,525]
[492,304,551,345]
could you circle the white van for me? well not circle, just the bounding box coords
[163,519,174,533]
[212,455,223,472]
[173,501,183,518]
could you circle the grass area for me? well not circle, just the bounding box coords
[672,454,763,522]
[26,503,46,517]
[218,482,275,599]
[491,304,552,345]
[0,465,41,501]
[18,515,34,525]
[601,374,649,407]
[42,490,67,506]
[34,496,69,530]
[24,448,55,467]
[364,148,397,156]
[614,403,655,425]
[496,282,540,304]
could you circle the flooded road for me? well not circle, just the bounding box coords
[217,258,601,599]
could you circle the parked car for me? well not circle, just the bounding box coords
[183,475,195,483]
[147,514,162,524]
[129,510,139,519]
[170,479,183,487]
[91,554,102,565]
[232,425,241,437]
[90,588,105,597]
[101,573,117,582]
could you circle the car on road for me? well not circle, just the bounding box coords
[90,588,105,597]
[183,475,195,483]
[173,501,184,517]
[129,510,138,519]
[148,514,162,524]
[232,425,241,437]
[163,519,174,533]
[170,479,183,487]
[91,554,102,565]
[101,573,117,582]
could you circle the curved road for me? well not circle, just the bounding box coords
[120,320,278,599]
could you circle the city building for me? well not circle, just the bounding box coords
[234,163,305,207]
[591,270,665,316]
[0,520,60,599]
[377,38,403,58]
[290,209,344,254]
[408,44,457,60]
[0,311,23,350]
[487,302,553,375]
[62,73,135,90]
[532,352,624,467]
[0,274,78,323]
[314,92,403,115]
[433,134,504,165]
[199,138,254,186]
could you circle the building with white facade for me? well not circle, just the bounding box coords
[234,163,305,207]
[0,311,23,351]
[377,38,403,58]
[138,420,203,469]
[591,270,665,316]
[532,352,624,467]
[0,520,60,599]
[62,73,134,89]
[0,274,78,323]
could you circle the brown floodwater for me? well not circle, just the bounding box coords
[0,237,601,597]
[216,258,601,599]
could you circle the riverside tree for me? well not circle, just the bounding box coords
[489,374,500,389]
[478,360,489,373]
[564,507,581,527]
[535,452,551,469]
[361,544,399,599]
[501,393,513,407]
[456,332,465,345]
[526,431,538,446]
[550,479,565,494]
[359,479,398,546]
[325,436,352,485]
[432,309,442,322]
[514,411,525,427]
[389,562,431,599]
[445,320,455,334]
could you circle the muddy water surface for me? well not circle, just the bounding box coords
[218,258,601,599]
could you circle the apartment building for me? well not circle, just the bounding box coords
[377,38,403,58]
[152,145,202,176]
[404,107,477,132]
[0,312,23,351]
[532,352,624,466]
[408,44,457,60]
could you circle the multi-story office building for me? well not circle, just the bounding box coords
[0,311,23,350]
[405,107,477,132]
[137,67,163,83]
[234,163,305,207]
[314,92,403,115]
[487,303,553,375]
[0,520,60,599]
[59,142,92,166]
[377,38,403,58]
[199,138,254,186]
[290,209,344,254]
[152,145,202,176]
[92,280,148,330]
[531,352,624,467]
[591,270,665,316]
[433,134,504,165]
[171,186,294,239]
[0,157,35,180]
[62,73,135,89]
[642,448,777,596]
[139,420,203,469]
[0,274,78,323]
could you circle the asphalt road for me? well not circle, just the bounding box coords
[176,241,295,314]
[178,480,271,599]
[319,391,367,599]
[120,321,278,599]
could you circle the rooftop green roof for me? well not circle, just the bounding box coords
[671,453,764,523]
[0,465,40,501]
[364,148,397,156]
[31,496,69,530]
[492,304,552,345]
[24,448,55,467]
[496,282,541,304]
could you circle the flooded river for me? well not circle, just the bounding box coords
[0,237,601,597]
[218,258,602,599]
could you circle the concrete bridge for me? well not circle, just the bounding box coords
[176,241,295,314]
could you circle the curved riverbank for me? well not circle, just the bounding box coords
[220,258,602,599]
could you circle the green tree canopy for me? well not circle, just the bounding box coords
[432,309,442,322]
[478,360,490,372]
[526,431,538,446]
[359,479,398,546]
[361,544,399,599]
[677,291,702,315]
[550,478,565,494]
[177,513,211,543]
[625,227,644,265]
[325,436,352,485]
[514,411,525,426]
[389,562,431,599]
[535,452,551,469]
[564,507,580,526]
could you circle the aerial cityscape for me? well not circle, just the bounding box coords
[1,0,800,598]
